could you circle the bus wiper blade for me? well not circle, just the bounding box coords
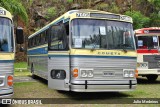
[91,35,100,51]
[117,43,129,53]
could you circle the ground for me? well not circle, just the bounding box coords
[3,62,160,107]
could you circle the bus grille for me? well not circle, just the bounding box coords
[143,55,160,69]
[0,63,14,73]
[71,57,136,79]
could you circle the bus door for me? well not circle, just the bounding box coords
[48,24,70,91]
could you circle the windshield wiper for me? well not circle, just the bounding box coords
[91,34,101,51]
[117,43,129,53]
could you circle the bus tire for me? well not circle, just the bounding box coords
[31,63,36,79]
[146,75,158,81]
[57,90,65,93]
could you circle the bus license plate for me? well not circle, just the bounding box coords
[103,71,115,76]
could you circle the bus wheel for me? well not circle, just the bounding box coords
[146,75,158,81]
[31,64,36,79]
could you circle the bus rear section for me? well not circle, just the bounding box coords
[135,27,160,81]
[0,7,14,97]
[0,58,14,98]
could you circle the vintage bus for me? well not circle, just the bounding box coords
[28,9,138,92]
[0,7,23,98]
[135,27,160,81]
[0,7,14,97]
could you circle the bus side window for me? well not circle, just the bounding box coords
[63,22,69,50]
[41,31,46,44]
[44,31,48,43]
[31,38,33,48]
[49,24,68,50]
[28,39,30,48]
[33,37,36,47]
[36,35,39,46]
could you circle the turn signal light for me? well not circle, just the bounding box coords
[73,69,78,77]
[7,75,13,86]
[135,70,138,78]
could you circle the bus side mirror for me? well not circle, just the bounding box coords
[16,27,24,44]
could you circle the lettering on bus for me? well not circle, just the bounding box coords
[76,12,90,17]
[98,52,121,56]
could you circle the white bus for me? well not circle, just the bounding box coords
[135,27,160,81]
[0,7,24,98]
[28,9,138,92]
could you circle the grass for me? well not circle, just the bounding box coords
[12,76,160,107]
[14,62,27,68]
[13,76,160,98]
[14,62,31,76]
[14,70,31,76]
[11,62,160,106]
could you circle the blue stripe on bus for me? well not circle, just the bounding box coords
[28,47,48,55]
[0,60,14,63]
[48,55,137,59]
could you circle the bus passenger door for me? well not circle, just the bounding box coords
[48,23,70,91]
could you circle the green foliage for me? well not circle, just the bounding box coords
[125,11,150,29]
[67,0,73,3]
[150,13,160,27]
[45,7,56,20]
[95,2,119,13]
[109,2,120,13]
[14,62,27,69]
[147,0,160,7]
[0,0,28,23]
[96,3,109,10]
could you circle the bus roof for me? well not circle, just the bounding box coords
[28,9,133,39]
[135,27,160,35]
[0,7,12,20]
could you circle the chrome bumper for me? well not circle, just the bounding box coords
[0,88,13,98]
[138,69,160,75]
[70,80,137,92]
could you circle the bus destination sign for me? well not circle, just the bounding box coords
[0,10,6,15]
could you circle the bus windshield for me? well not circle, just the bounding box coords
[71,19,135,50]
[137,36,158,49]
[0,18,13,52]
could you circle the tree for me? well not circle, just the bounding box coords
[147,0,160,27]
[125,10,150,29]
[0,0,28,23]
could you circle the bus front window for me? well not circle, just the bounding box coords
[71,19,135,50]
[137,36,158,49]
[0,18,13,52]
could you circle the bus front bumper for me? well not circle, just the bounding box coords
[138,69,160,75]
[70,80,137,92]
[0,88,13,98]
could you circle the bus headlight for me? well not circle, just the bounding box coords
[137,62,148,68]
[123,69,135,77]
[80,69,94,78]
[51,70,66,79]
[88,70,93,77]
[81,70,87,77]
